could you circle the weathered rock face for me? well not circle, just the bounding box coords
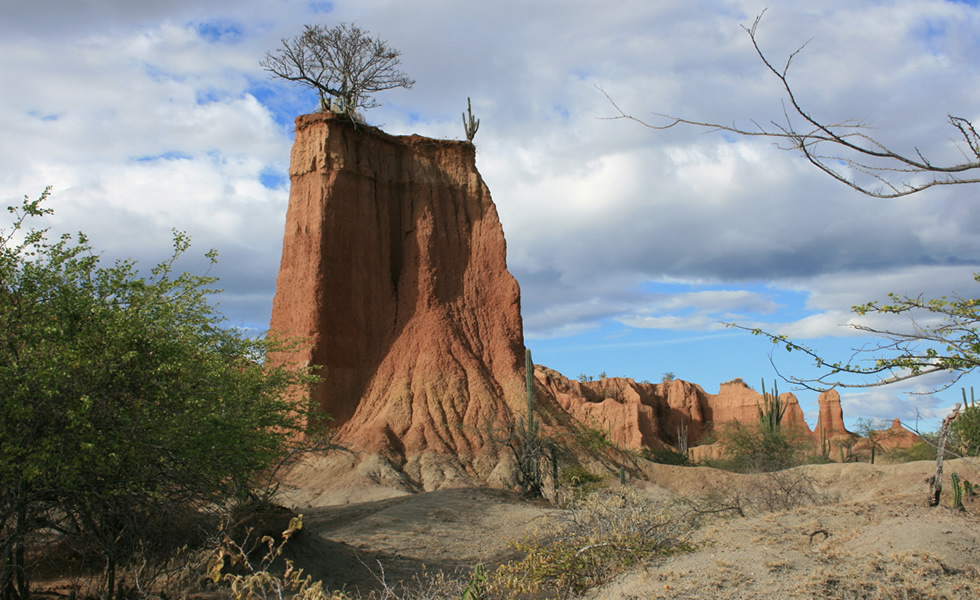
[535,371,812,451]
[270,113,526,488]
[879,418,920,450]
[814,390,850,441]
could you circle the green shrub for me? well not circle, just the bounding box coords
[951,402,980,456]
[643,446,691,466]
[0,189,318,599]
[718,422,804,473]
[888,440,940,462]
[557,463,605,499]
[577,424,616,453]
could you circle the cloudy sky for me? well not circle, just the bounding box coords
[3,0,979,429]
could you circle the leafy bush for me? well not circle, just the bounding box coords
[643,446,691,466]
[718,422,804,473]
[888,440,941,462]
[0,190,318,599]
[952,401,980,456]
[577,424,616,453]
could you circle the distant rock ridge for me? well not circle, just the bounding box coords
[533,368,862,458]
[269,112,526,490]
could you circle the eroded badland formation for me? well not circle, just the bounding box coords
[270,113,915,493]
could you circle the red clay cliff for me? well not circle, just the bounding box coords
[270,113,526,488]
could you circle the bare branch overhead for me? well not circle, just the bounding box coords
[604,10,980,198]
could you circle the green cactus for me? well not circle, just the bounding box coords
[525,348,536,436]
[952,472,964,510]
[757,378,786,433]
[515,348,543,498]
[462,97,480,142]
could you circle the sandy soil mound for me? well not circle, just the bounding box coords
[277,456,979,599]
[281,487,552,594]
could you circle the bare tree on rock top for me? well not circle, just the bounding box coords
[605,10,980,199]
[261,23,414,117]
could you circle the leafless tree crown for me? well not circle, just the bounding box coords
[261,23,414,116]
[605,10,980,198]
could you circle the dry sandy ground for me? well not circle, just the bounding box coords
[278,456,980,599]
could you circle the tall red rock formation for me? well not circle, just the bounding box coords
[270,113,526,488]
[813,389,850,441]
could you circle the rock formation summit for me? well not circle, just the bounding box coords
[270,113,526,489]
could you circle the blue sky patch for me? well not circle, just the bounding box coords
[246,77,319,130]
[196,88,230,105]
[133,151,193,162]
[143,63,184,83]
[308,1,335,14]
[27,110,61,121]
[194,20,244,44]
[259,167,287,190]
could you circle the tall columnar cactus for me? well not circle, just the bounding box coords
[757,378,786,433]
[514,348,543,498]
[676,420,689,455]
[462,97,480,142]
[524,348,537,441]
[952,472,964,510]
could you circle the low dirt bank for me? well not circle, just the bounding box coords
[276,458,979,599]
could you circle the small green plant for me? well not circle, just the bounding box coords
[461,563,488,600]
[560,464,603,487]
[661,372,676,383]
[462,97,480,142]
